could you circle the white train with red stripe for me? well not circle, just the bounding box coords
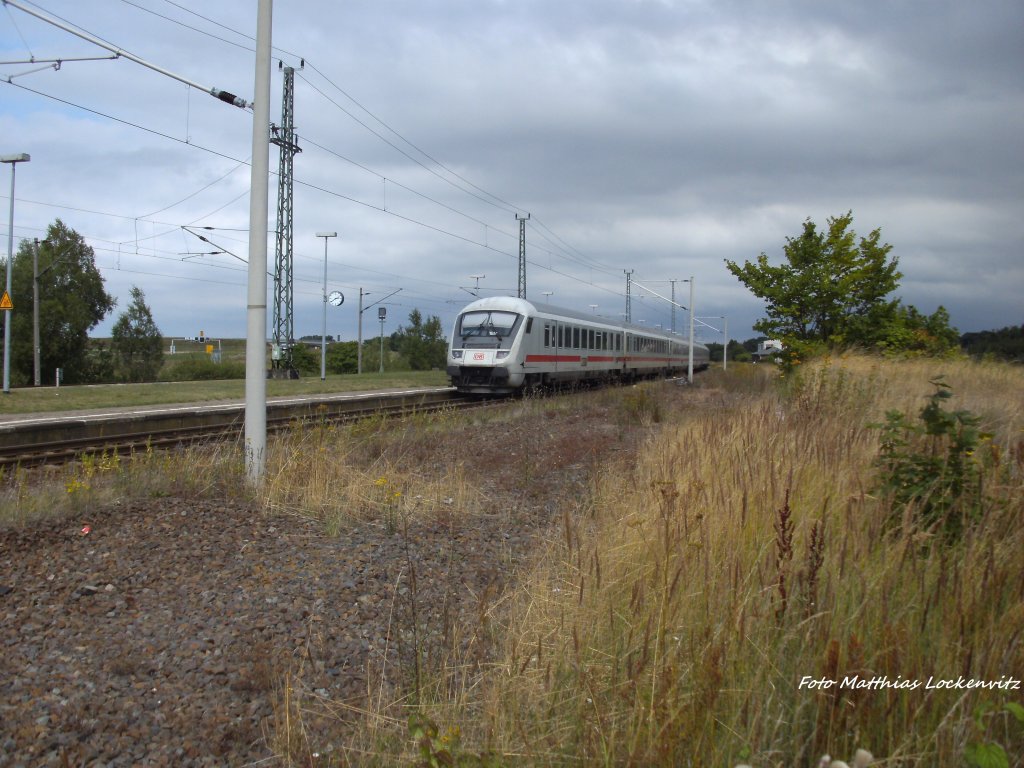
[447,296,710,394]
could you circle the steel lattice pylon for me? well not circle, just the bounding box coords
[516,213,529,299]
[270,66,301,375]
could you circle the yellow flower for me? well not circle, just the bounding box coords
[374,476,388,487]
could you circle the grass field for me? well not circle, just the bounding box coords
[0,370,448,415]
[0,336,445,415]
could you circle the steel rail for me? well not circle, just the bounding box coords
[0,389,498,468]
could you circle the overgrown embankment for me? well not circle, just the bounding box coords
[416,357,1023,767]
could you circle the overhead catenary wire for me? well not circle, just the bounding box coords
[3,0,251,108]
[3,7,620,294]
[1,81,631,314]
[120,0,611,277]
[1,2,703,325]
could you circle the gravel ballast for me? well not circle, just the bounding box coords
[0,390,647,765]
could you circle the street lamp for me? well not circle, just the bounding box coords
[2,153,30,395]
[316,231,337,381]
[542,291,553,303]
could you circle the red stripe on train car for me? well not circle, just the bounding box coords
[525,355,581,363]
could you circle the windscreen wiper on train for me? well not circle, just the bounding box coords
[462,315,502,342]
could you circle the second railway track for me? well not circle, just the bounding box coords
[0,387,494,467]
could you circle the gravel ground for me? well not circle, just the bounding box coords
[0,388,649,766]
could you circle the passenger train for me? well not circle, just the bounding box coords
[447,297,710,394]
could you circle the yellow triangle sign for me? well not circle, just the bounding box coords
[0,292,12,310]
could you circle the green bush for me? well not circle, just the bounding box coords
[872,377,990,538]
[160,356,244,381]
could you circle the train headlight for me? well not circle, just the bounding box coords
[451,350,463,359]
[495,351,510,360]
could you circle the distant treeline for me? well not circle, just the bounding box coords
[960,324,1023,362]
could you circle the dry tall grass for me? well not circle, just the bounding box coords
[462,356,1024,766]
[258,410,484,535]
[5,356,1020,766]
[0,441,248,526]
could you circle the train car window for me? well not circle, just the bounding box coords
[572,327,580,349]
[525,318,533,334]
[544,324,550,347]
[588,329,594,349]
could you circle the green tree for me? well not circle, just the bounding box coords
[289,341,320,376]
[705,339,752,363]
[725,212,902,355]
[326,340,358,374]
[111,285,164,382]
[8,219,115,385]
[877,303,960,356]
[395,309,447,370]
[960,324,1023,361]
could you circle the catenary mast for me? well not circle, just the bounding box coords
[270,64,301,377]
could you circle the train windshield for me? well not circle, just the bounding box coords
[457,310,520,340]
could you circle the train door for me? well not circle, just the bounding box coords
[552,320,560,374]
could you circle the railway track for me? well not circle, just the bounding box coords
[0,388,492,467]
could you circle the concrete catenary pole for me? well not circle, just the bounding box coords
[32,238,40,387]
[723,316,728,372]
[2,153,29,395]
[245,0,273,485]
[358,288,366,374]
[670,278,677,334]
[687,276,695,384]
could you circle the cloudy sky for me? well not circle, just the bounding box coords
[2,0,1021,348]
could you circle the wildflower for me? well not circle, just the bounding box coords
[374,476,388,487]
